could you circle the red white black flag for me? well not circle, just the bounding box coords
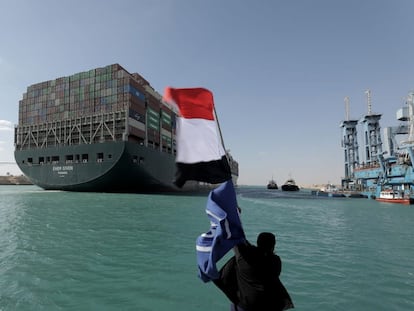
[163,87,232,188]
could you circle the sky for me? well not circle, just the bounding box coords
[1,0,414,186]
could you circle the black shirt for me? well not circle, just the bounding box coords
[234,242,283,310]
[214,241,294,311]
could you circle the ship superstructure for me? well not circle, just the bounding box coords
[14,64,238,193]
[340,90,414,201]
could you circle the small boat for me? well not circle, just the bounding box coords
[376,189,414,205]
[311,190,346,198]
[267,179,278,189]
[281,179,299,191]
[311,183,346,197]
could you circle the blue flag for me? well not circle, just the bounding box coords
[196,180,245,282]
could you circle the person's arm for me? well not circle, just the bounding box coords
[213,256,239,304]
[274,255,282,276]
[233,239,250,258]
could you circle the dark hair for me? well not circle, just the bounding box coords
[257,232,276,252]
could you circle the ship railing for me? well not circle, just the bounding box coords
[15,110,128,150]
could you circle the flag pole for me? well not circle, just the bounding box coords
[213,106,227,152]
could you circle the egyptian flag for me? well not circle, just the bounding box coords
[163,87,232,188]
[196,179,245,282]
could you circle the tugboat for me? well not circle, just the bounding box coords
[267,178,278,189]
[376,188,414,205]
[281,179,299,191]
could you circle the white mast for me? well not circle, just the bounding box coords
[365,89,372,115]
[407,92,414,143]
[344,96,350,121]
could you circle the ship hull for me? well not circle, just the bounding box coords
[267,181,278,189]
[375,197,413,205]
[281,185,299,191]
[15,141,237,193]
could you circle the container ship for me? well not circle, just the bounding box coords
[340,90,414,203]
[14,64,238,193]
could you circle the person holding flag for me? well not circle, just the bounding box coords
[163,87,293,310]
[215,232,294,311]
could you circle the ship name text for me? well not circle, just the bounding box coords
[53,166,74,171]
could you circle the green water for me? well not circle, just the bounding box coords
[0,186,413,310]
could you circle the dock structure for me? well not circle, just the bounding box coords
[340,96,360,189]
[340,90,414,201]
[359,113,383,167]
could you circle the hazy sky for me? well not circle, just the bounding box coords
[1,0,414,186]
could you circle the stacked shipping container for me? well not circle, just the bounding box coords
[17,64,176,153]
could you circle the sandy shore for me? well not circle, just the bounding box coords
[0,175,32,185]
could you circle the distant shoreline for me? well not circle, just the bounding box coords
[0,175,32,185]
